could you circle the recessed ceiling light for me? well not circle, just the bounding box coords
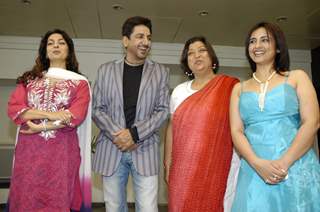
[21,0,31,5]
[276,16,288,23]
[198,10,209,16]
[112,4,124,11]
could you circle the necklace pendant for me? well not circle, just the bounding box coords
[253,71,276,112]
[258,93,264,111]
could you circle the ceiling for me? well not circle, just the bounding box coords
[0,0,319,49]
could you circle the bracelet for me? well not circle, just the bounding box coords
[53,120,62,126]
[42,119,47,132]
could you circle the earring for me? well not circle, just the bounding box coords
[276,49,280,53]
[185,71,193,77]
[212,63,217,70]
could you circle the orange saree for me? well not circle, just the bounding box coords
[169,75,238,212]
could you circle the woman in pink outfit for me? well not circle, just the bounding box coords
[7,29,92,212]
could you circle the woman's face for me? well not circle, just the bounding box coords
[46,33,69,63]
[248,27,276,66]
[187,41,213,76]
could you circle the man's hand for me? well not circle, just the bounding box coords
[127,143,138,152]
[112,129,135,152]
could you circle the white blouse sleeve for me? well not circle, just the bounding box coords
[169,88,178,114]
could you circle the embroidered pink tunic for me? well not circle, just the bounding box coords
[7,77,90,212]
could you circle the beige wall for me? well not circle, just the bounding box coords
[0,83,17,145]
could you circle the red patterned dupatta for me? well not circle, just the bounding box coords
[169,75,238,212]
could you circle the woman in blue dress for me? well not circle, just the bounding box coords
[230,22,320,211]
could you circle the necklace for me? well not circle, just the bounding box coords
[124,58,144,66]
[252,71,276,111]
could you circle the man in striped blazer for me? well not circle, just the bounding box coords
[92,16,170,212]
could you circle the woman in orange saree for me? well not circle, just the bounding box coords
[164,36,239,212]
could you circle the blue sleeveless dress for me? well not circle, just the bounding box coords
[231,82,320,212]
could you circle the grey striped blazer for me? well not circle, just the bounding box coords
[92,58,170,176]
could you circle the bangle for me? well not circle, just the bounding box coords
[53,120,62,126]
[42,119,47,132]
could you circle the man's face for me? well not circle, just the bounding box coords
[123,25,151,63]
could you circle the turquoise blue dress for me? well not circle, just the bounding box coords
[231,82,320,212]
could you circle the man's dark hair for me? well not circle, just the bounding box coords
[122,16,152,38]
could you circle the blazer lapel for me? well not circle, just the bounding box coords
[136,59,155,112]
[114,59,124,109]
